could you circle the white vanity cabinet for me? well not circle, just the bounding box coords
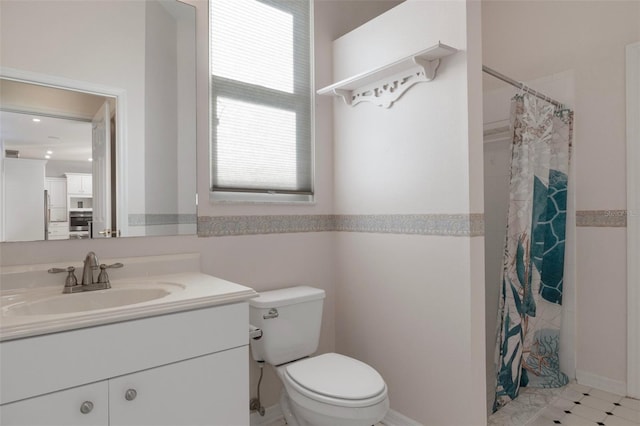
[0,381,109,426]
[1,348,247,426]
[0,302,250,426]
[109,347,247,426]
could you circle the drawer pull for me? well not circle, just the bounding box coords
[125,389,137,401]
[80,401,94,414]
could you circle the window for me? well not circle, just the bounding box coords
[210,0,313,201]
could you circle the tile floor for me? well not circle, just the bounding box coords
[262,383,639,426]
[264,419,383,426]
[488,386,566,425]
[489,383,640,426]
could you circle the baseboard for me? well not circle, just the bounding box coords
[250,404,283,426]
[249,404,423,426]
[381,408,424,426]
[576,369,627,396]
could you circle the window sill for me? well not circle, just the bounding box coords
[209,191,315,205]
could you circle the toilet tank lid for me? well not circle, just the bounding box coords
[250,286,325,309]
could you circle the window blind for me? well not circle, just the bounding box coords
[210,0,313,195]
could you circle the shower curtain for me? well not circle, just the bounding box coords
[493,94,573,412]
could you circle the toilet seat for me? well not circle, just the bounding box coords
[282,353,387,408]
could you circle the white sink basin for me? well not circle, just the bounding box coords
[3,285,175,316]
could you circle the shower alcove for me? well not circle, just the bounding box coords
[482,70,577,413]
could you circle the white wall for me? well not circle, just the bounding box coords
[0,1,498,422]
[46,160,92,177]
[0,139,3,241]
[483,0,640,393]
[176,5,197,219]
[0,0,401,413]
[332,1,486,424]
[0,0,147,217]
[142,0,196,229]
[483,136,510,410]
[144,1,178,219]
[627,41,640,399]
[186,0,340,403]
[192,0,401,408]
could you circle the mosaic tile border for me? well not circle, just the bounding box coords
[576,210,627,228]
[197,215,335,236]
[189,210,628,237]
[334,214,485,237]
[124,211,628,230]
[128,214,197,227]
[197,214,485,237]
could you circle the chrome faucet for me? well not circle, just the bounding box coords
[48,252,123,293]
[82,251,100,285]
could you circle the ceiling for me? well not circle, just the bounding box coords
[1,110,92,162]
[0,78,114,163]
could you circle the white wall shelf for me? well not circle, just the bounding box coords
[317,42,457,108]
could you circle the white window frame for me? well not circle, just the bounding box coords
[209,0,314,204]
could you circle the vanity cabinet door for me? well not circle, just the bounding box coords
[109,346,248,426]
[0,381,108,426]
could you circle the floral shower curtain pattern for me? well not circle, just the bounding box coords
[494,94,573,411]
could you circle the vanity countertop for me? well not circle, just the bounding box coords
[0,271,257,342]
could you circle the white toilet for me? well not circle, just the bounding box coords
[249,286,389,426]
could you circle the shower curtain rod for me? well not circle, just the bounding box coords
[482,65,565,109]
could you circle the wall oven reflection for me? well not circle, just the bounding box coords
[69,211,92,239]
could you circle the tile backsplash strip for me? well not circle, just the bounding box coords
[198,215,335,236]
[576,210,628,227]
[197,210,626,238]
[129,214,198,226]
[197,214,484,237]
[334,213,485,236]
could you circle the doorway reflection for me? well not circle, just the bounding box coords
[0,78,116,242]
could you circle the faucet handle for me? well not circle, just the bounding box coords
[64,267,78,287]
[49,266,78,290]
[48,266,74,274]
[96,263,123,285]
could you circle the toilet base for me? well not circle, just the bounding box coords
[279,386,388,426]
[280,389,303,426]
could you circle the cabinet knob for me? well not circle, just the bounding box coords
[80,401,94,414]
[125,388,137,401]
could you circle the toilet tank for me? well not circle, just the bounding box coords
[249,286,325,366]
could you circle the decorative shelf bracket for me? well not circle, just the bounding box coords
[413,56,441,81]
[318,42,457,109]
[331,89,353,106]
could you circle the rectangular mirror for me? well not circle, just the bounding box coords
[0,0,197,242]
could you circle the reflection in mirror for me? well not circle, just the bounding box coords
[0,0,197,243]
[1,80,115,241]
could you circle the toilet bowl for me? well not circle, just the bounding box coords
[249,286,390,426]
[276,353,389,426]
